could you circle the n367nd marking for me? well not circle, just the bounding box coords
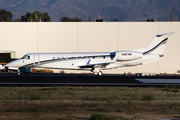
[122,53,132,56]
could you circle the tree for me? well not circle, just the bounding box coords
[60,17,72,22]
[73,17,82,22]
[0,9,13,22]
[15,11,50,22]
[60,16,82,22]
[15,12,31,22]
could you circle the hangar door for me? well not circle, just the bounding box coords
[0,53,11,64]
[0,51,16,65]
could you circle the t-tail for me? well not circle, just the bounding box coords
[134,32,174,56]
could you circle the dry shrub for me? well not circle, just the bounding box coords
[90,113,124,120]
[33,69,53,73]
[142,94,154,101]
[60,70,65,74]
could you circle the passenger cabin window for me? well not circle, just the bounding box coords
[103,56,105,59]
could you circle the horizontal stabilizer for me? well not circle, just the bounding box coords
[156,32,174,36]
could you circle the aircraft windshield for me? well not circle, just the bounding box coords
[21,55,27,59]
[21,55,30,59]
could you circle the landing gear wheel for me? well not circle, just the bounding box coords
[98,71,103,76]
[93,72,98,75]
[92,68,103,76]
[18,69,21,75]
[93,71,103,76]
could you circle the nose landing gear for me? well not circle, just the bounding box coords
[18,69,21,75]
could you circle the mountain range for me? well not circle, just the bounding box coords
[0,0,179,22]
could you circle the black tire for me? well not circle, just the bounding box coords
[98,71,103,76]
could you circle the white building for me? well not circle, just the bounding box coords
[0,22,179,74]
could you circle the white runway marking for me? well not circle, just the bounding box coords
[136,79,180,83]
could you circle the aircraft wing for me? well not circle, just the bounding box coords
[78,62,112,68]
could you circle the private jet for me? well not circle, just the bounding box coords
[5,32,174,75]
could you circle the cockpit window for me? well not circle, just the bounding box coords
[21,55,30,59]
[21,55,27,59]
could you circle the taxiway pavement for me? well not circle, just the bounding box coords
[0,73,180,86]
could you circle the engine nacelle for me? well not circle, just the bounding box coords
[116,51,143,61]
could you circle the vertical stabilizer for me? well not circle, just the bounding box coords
[134,32,174,55]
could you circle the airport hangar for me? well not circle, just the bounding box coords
[0,22,179,74]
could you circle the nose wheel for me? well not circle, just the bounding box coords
[18,69,21,75]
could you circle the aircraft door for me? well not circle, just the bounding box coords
[19,54,33,73]
[21,59,25,66]
[21,54,32,66]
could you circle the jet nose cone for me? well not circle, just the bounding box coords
[5,60,18,68]
[5,63,10,67]
[5,61,19,71]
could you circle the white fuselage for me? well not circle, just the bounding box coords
[5,51,160,71]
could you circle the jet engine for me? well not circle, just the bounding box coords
[116,51,143,61]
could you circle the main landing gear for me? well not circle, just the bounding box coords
[94,71,103,76]
[91,68,103,76]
